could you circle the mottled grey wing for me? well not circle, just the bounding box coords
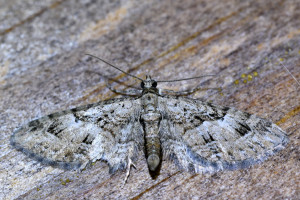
[11,98,143,173]
[158,96,289,173]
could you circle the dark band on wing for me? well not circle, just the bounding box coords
[235,122,252,136]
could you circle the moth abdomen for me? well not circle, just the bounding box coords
[141,112,161,171]
[145,136,161,171]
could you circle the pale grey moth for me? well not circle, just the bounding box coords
[11,55,289,181]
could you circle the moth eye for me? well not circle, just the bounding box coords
[141,82,145,88]
[152,81,157,88]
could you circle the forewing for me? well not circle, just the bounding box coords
[159,96,289,173]
[11,98,143,171]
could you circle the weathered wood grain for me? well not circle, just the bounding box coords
[1,0,299,199]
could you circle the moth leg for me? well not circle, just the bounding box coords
[84,69,141,96]
[106,80,142,96]
[159,87,220,96]
[123,157,136,185]
[107,140,140,183]
[108,86,141,96]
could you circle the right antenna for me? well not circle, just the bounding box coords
[156,74,216,83]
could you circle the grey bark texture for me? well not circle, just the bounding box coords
[0,0,299,199]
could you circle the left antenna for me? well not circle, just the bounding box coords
[85,54,143,81]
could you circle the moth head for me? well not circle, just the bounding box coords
[141,75,157,89]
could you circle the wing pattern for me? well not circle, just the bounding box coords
[158,96,289,173]
[11,81,289,176]
[11,98,144,173]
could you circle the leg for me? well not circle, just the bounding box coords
[83,70,142,96]
[123,157,136,185]
[106,80,142,96]
[104,141,139,185]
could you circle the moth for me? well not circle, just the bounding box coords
[11,55,289,182]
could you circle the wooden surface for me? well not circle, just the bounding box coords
[1,0,299,199]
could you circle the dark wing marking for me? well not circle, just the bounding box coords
[159,96,289,173]
[11,97,143,173]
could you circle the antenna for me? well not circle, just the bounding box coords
[156,74,216,83]
[85,54,143,81]
[280,61,300,87]
[86,54,216,83]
